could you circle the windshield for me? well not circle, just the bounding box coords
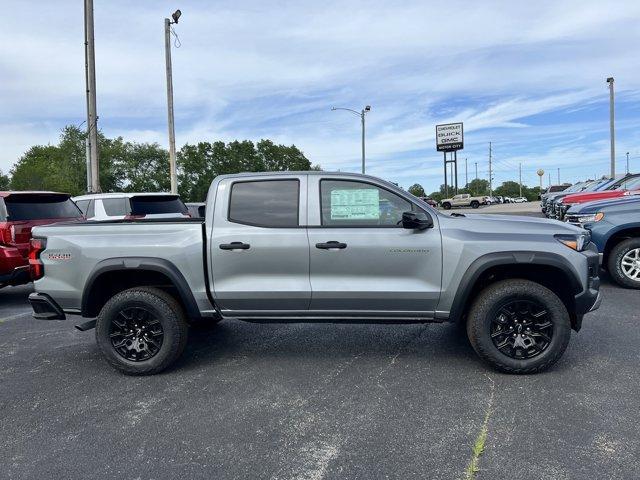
[129,195,188,216]
[2,194,82,221]
[617,176,640,191]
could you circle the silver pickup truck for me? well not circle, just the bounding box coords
[28,172,601,375]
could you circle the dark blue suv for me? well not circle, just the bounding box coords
[566,196,640,289]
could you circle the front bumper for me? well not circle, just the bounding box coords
[573,245,601,329]
[28,292,66,320]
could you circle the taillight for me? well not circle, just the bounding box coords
[0,223,12,245]
[29,238,46,280]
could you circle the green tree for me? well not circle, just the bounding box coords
[494,181,523,198]
[465,178,490,196]
[408,183,425,197]
[0,169,11,190]
[177,139,317,202]
[112,141,171,193]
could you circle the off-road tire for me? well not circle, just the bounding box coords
[471,201,480,209]
[95,287,189,375]
[607,238,640,289]
[466,279,571,374]
[442,202,452,210]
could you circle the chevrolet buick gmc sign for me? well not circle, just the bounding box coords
[436,122,464,151]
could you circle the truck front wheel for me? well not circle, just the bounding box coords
[466,279,571,374]
[95,287,189,375]
[607,238,640,289]
[471,201,480,209]
[442,202,452,210]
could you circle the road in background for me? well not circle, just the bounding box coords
[1,276,638,479]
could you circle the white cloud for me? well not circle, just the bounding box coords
[1,0,639,191]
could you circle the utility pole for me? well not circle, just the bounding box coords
[84,0,100,192]
[557,167,560,184]
[627,152,630,174]
[331,105,371,174]
[488,142,493,197]
[519,162,522,197]
[475,162,478,180]
[465,158,468,187]
[165,10,182,194]
[607,77,615,178]
[548,172,551,187]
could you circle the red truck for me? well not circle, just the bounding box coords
[556,174,640,220]
[0,192,83,288]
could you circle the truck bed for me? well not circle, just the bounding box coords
[31,219,215,316]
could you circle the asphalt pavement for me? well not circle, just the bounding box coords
[1,273,639,479]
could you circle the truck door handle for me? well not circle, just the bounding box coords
[219,242,250,250]
[315,241,347,250]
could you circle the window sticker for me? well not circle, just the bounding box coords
[330,188,379,220]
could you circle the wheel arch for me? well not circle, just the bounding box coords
[602,225,640,265]
[449,252,583,330]
[81,257,201,319]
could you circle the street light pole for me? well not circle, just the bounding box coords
[607,77,615,178]
[332,105,371,174]
[84,0,100,193]
[165,10,181,194]
[627,152,630,174]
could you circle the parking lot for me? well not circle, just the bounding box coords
[1,252,639,479]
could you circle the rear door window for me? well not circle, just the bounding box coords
[102,198,129,216]
[3,194,82,221]
[228,180,299,227]
[130,195,188,216]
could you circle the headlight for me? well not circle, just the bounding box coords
[555,232,591,251]
[569,212,604,225]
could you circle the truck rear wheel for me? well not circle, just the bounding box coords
[466,279,571,374]
[607,238,640,289]
[95,287,189,375]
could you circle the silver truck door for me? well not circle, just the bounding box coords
[306,176,442,317]
[209,175,311,315]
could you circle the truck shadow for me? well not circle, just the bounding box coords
[175,320,481,373]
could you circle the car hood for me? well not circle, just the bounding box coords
[440,213,584,235]
[561,190,629,205]
[567,194,640,214]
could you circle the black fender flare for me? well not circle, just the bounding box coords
[81,257,201,319]
[448,251,582,324]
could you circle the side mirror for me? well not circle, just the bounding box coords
[402,211,433,230]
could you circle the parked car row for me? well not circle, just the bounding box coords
[0,190,204,290]
[431,193,529,210]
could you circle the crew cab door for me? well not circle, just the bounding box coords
[306,176,442,317]
[209,176,311,315]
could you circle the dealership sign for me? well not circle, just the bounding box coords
[436,122,464,151]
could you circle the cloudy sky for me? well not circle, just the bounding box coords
[2,0,639,192]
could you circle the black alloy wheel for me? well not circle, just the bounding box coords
[109,306,164,362]
[490,299,552,359]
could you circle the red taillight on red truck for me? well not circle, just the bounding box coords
[29,238,46,280]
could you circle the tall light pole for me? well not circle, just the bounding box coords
[165,9,181,194]
[626,152,630,174]
[607,77,615,178]
[331,105,371,174]
[465,158,468,187]
[84,0,100,192]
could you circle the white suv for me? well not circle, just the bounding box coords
[72,193,190,221]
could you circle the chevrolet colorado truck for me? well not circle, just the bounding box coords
[28,172,601,375]
[440,193,487,210]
